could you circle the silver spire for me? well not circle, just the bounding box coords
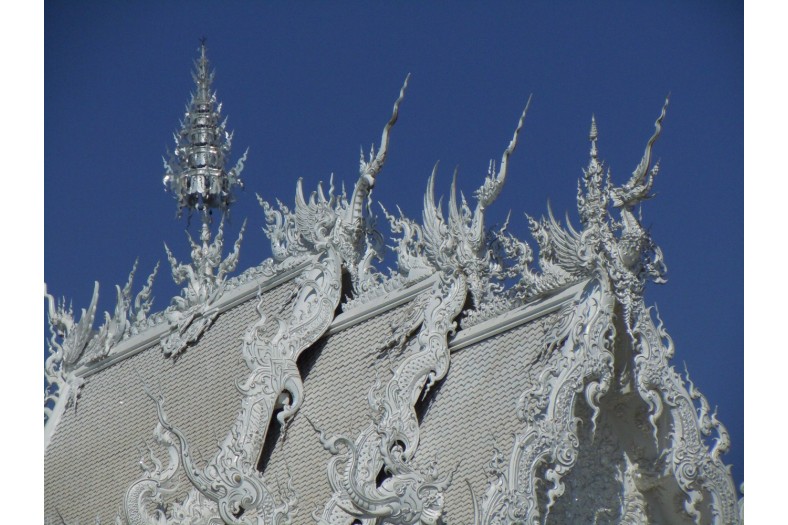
[163,40,247,221]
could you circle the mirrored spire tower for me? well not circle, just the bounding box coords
[163,41,247,221]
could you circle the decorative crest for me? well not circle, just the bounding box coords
[160,218,245,357]
[377,100,531,326]
[521,100,670,316]
[162,41,247,221]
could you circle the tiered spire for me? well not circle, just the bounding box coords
[163,40,247,221]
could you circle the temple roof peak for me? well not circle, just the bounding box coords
[163,40,247,223]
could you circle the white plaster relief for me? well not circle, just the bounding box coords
[312,104,531,525]
[313,272,467,525]
[471,100,740,524]
[617,453,650,525]
[629,304,739,524]
[469,280,617,524]
[160,218,246,358]
[258,75,409,299]
[44,52,743,522]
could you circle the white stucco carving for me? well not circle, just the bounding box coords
[311,109,530,525]
[160,218,245,358]
[45,47,742,525]
[123,418,181,525]
[313,273,466,525]
[258,75,409,298]
[617,453,650,524]
[469,281,616,524]
[467,102,740,524]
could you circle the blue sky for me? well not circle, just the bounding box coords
[44,2,743,488]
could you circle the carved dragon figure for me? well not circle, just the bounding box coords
[314,272,467,525]
[124,79,409,525]
[259,75,409,297]
[471,101,740,523]
[313,106,530,525]
[522,104,669,319]
[381,101,530,331]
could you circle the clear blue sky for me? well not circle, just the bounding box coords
[44,2,743,487]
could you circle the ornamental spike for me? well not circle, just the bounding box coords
[344,74,409,226]
[474,97,530,209]
[162,40,246,222]
[610,98,670,209]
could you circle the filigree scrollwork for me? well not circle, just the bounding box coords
[629,303,740,524]
[471,280,616,525]
[124,250,342,525]
[314,272,467,525]
[160,218,245,358]
[44,260,159,423]
[123,421,181,525]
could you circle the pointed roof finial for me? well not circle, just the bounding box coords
[162,42,247,223]
[589,115,598,159]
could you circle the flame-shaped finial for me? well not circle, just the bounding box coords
[193,40,211,102]
[163,40,247,222]
[589,115,598,159]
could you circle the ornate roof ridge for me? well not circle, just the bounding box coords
[44,85,673,422]
[45,50,741,522]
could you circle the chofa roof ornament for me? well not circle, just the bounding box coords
[163,39,247,221]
